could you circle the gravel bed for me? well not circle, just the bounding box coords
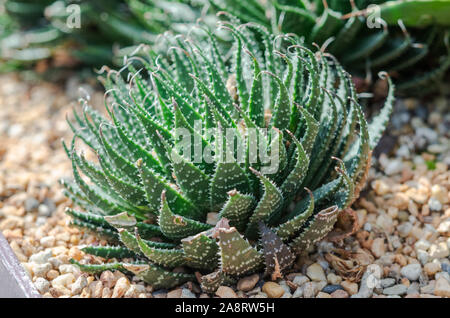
[0,73,449,298]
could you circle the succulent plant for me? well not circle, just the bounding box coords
[209,0,450,95]
[62,23,394,291]
[0,0,208,70]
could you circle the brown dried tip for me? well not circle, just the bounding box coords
[211,217,231,239]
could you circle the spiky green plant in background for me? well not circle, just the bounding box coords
[209,0,450,95]
[0,0,208,70]
[61,22,394,291]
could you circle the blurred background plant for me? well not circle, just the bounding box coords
[210,0,450,95]
[0,0,449,95]
[0,0,211,78]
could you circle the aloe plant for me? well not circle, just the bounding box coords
[209,0,450,95]
[62,23,394,291]
[0,0,207,69]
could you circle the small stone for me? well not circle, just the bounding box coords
[32,263,52,278]
[89,281,103,298]
[420,281,436,294]
[52,273,76,288]
[292,275,310,286]
[392,193,409,210]
[237,274,259,291]
[322,285,343,294]
[437,219,450,234]
[24,197,39,212]
[429,242,449,259]
[431,185,448,204]
[58,264,80,276]
[40,236,55,248]
[71,275,87,295]
[424,262,441,276]
[102,287,112,298]
[262,282,285,298]
[385,159,403,176]
[397,222,413,238]
[306,263,326,282]
[341,280,358,295]
[327,273,342,285]
[167,289,182,298]
[380,278,396,288]
[331,289,349,298]
[46,269,59,281]
[371,238,386,258]
[100,270,117,288]
[434,277,450,297]
[383,284,407,296]
[302,282,316,298]
[415,239,431,251]
[316,292,331,298]
[216,286,238,298]
[292,287,303,298]
[428,198,442,212]
[34,277,50,294]
[407,282,419,295]
[400,264,422,281]
[417,250,429,265]
[373,180,390,196]
[29,250,52,264]
[37,204,51,217]
[181,288,196,298]
[112,277,131,298]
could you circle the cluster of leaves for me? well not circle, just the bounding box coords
[0,0,207,70]
[63,22,394,291]
[210,0,450,95]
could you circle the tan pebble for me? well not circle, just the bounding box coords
[371,238,386,258]
[401,278,410,287]
[124,285,141,298]
[102,287,112,298]
[392,193,409,210]
[429,242,449,259]
[262,282,285,298]
[46,269,59,281]
[421,204,430,216]
[68,246,83,261]
[100,270,117,288]
[138,293,147,298]
[424,262,441,277]
[373,180,390,196]
[215,286,238,298]
[306,263,326,282]
[408,201,419,216]
[331,289,349,298]
[316,292,332,298]
[167,289,182,298]
[40,236,55,248]
[431,185,448,204]
[434,277,450,297]
[71,275,87,295]
[51,273,75,288]
[237,274,260,291]
[80,288,90,298]
[112,277,131,298]
[89,281,103,298]
[394,254,407,266]
[327,273,342,285]
[341,281,358,295]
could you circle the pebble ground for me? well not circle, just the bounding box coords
[0,74,449,298]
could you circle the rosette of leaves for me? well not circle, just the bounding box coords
[209,0,450,95]
[62,23,394,291]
